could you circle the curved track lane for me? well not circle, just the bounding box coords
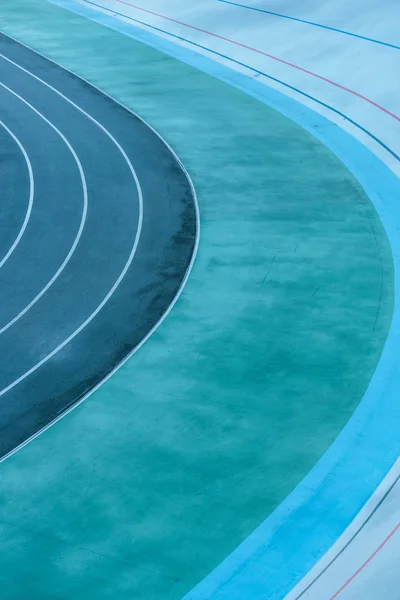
[0,33,197,458]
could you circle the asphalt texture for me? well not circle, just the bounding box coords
[0,33,196,458]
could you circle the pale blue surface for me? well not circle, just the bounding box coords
[217,0,400,50]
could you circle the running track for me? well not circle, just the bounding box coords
[0,33,197,458]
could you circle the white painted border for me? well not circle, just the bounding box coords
[0,73,88,336]
[0,119,34,269]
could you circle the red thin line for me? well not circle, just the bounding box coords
[329,521,400,599]
[115,0,400,123]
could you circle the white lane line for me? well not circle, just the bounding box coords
[0,81,88,334]
[0,56,143,397]
[0,35,199,464]
[0,119,34,269]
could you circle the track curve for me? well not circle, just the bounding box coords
[0,118,34,268]
[0,32,197,458]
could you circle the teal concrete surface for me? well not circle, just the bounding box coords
[0,1,394,598]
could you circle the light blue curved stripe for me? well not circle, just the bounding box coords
[217,0,400,51]
[47,1,400,598]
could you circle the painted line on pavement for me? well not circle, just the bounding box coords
[0,29,199,464]
[330,522,400,599]
[217,0,400,51]
[86,0,400,123]
[0,58,88,336]
[288,458,400,599]
[0,52,142,397]
[80,0,400,163]
[0,120,34,269]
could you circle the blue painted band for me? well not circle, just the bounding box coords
[217,0,400,51]
[44,1,400,598]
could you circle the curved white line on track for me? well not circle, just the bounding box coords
[0,55,143,398]
[0,34,199,463]
[0,79,88,335]
[0,119,34,269]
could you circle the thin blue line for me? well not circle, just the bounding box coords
[82,0,400,163]
[218,0,400,51]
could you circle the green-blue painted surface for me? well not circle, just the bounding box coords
[0,1,394,598]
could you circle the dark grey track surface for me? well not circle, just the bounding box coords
[0,33,196,458]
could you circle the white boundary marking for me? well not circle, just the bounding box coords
[0,34,199,462]
[0,78,88,335]
[0,119,34,269]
